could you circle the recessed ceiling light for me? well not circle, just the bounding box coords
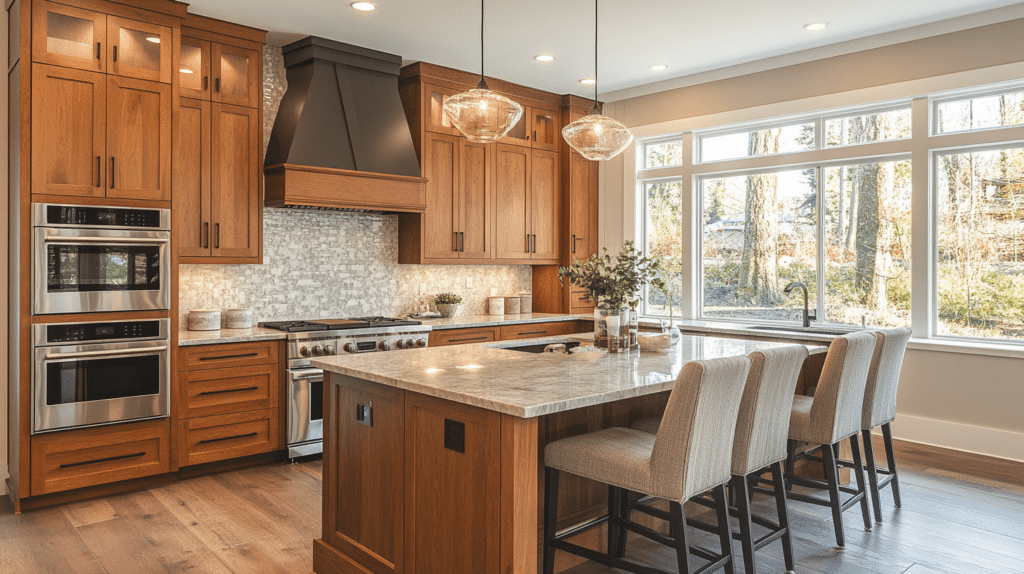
[180,68,193,74]
[580,78,596,85]
[534,54,555,62]
[350,2,377,11]
[804,22,829,31]
[145,37,161,43]
[650,64,668,71]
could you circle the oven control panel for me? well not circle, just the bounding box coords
[41,319,169,345]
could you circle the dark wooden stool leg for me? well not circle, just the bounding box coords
[669,500,691,574]
[771,462,796,573]
[543,467,560,574]
[821,442,846,548]
[882,423,902,507]
[785,439,796,492]
[733,475,757,574]
[713,484,736,574]
[608,486,627,558]
[849,435,873,532]
[862,429,883,523]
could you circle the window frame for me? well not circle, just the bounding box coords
[930,81,1024,136]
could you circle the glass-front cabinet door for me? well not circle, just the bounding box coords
[106,16,172,83]
[211,44,259,108]
[32,0,106,73]
[179,37,211,100]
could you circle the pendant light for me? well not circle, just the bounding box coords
[562,0,633,161]
[443,0,523,143]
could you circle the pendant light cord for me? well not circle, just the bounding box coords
[594,0,598,104]
[478,0,487,88]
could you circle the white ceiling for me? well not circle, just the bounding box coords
[186,0,1024,99]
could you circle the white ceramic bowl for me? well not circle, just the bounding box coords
[188,309,221,331]
[223,308,254,329]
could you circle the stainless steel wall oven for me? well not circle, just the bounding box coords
[33,318,171,434]
[33,204,171,315]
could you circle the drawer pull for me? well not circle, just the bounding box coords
[517,330,547,336]
[199,386,259,396]
[450,336,489,343]
[198,352,259,361]
[199,432,258,445]
[59,451,145,469]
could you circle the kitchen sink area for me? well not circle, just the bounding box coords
[746,325,854,336]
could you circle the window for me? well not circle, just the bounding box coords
[935,88,1024,134]
[698,120,814,163]
[643,138,683,169]
[643,179,683,316]
[824,107,911,147]
[935,145,1024,341]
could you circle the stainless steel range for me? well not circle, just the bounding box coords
[259,317,430,458]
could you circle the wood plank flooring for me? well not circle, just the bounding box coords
[1,437,1022,574]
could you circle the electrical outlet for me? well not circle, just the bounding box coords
[465,277,473,289]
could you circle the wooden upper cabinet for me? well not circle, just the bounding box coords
[494,143,531,260]
[31,64,106,197]
[530,149,559,261]
[212,44,260,108]
[423,83,463,136]
[498,106,531,148]
[530,107,559,151]
[175,98,212,257]
[210,103,260,259]
[459,139,493,259]
[32,1,106,73]
[179,37,211,100]
[106,16,172,83]
[106,76,172,201]
[422,132,460,260]
[568,151,598,260]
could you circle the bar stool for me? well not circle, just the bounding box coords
[860,326,912,523]
[543,355,752,574]
[633,345,809,574]
[785,331,876,548]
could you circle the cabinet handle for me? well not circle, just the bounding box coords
[198,432,257,445]
[450,336,489,343]
[203,76,209,91]
[59,451,144,469]
[215,78,221,92]
[531,234,537,253]
[203,222,209,249]
[110,157,115,188]
[95,156,101,188]
[453,231,459,253]
[460,232,465,252]
[112,45,118,62]
[215,223,220,249]
[96,42,101,60]
[199,386,259,396]
[533,130,537,141]
[198,352,259,361]
[572,234,576,254]
[517,330,547,336]
[526,234,531,253]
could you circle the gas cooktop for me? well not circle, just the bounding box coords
[259,317,421,332]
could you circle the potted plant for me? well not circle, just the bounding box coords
[433,293,463,318]
[559,241,665,349]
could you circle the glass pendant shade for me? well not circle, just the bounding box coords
[562,113,634,161]
[443,85,523,143]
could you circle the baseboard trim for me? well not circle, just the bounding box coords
[885,414,1024,463]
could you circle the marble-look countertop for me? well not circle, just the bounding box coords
[417,312,584,330]
[178,327,287,346]
[311,334,826,418]
[671,319,866,343]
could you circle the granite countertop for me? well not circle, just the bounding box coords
[311,333,826,418]
[178,327,288,346]
[417,313,585,330]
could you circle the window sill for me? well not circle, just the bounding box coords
[908,338,1024,360]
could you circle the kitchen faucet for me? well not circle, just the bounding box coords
[784,281,816,328]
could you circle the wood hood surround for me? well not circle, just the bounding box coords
[264,36,426,212]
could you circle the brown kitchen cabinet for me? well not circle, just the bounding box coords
[429,326,499,347]
[421,82,463,136]
[32,1,172,83]
[498,321,577,340]
[31,64,171,201]
[178,35,260,108]
[430,321,584,347]
[494,144,559,263]
[499,104,560,151]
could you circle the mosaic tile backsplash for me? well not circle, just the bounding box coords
[179,47,531,326]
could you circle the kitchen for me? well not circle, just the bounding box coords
[4,1,1024,573]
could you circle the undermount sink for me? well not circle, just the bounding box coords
[504,341,584,354]
[747,325,851,336]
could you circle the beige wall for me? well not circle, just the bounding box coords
[2,6,9,482]
[602,16,1024,461]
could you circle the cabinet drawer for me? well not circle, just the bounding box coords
[178,340,280,371]
[178,408,280,467]
[31,420,170,496]
[180,362,279,419]
[569,289,596,312]
[499,321,577,341]
[429,326,499,347]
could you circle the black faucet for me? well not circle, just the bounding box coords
[784,281,816,328]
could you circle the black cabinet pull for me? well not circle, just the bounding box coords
[533,130,537,142]
[450,336,489,343]
[203,76,209,91]
[112,45,118,62]
[203,222,209,248]
[110,157,115,188]
[215,223,220,249]
[96,42,101,60]
[96,156,101,187]
[199,432,257,445]
[526,234,531,253]
[215,77,221,92]
[198,352,259,361]
[453,231,459,253]
[517,330,547,336]
[460,232,465,252]
[572,234,576,254]
[60,451,144,469]
[199,386,258,396]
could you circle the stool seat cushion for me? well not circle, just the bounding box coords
[788,395,815,442]
[631,417,661,435]
[545,427,655,496]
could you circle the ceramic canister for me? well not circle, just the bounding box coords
[518,292,532,314]
[188,309,221,331]
[504,296,521,314]
[488,296,505,315]
[223,308,254,329]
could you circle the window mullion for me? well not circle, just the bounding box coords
[816,166,826,324]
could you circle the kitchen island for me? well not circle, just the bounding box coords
[310,335,826,574]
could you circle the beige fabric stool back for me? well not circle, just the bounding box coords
[862,327,912,429]
[649,355,752,502]
[793,331,876,445]
[732,345,809,476]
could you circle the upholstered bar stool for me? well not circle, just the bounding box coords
[633,345,809,574]
[860,326,912,523]
[785,331,876,548]
[543,355,752,574]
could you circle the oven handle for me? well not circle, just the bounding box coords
[42,236,169,244]
[45,345,169,360]
[290,368,323,381]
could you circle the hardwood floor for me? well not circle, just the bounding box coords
[2,437,1022,574]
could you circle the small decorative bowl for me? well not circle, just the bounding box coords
[436,303,459,318]
[223,308,254,329]
[188,309,221,331]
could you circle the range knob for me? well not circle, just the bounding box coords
[415,338,427,348]
[312,345,324,356]
[378,340,391,351]
[396,339,407,349]
[343,342,357,353]
[323,344,335,356]
[406,339,417,348]
[299,346,311,357]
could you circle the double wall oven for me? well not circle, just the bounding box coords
[31,204,172,435]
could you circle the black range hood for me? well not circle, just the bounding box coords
[264,36,426,212]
